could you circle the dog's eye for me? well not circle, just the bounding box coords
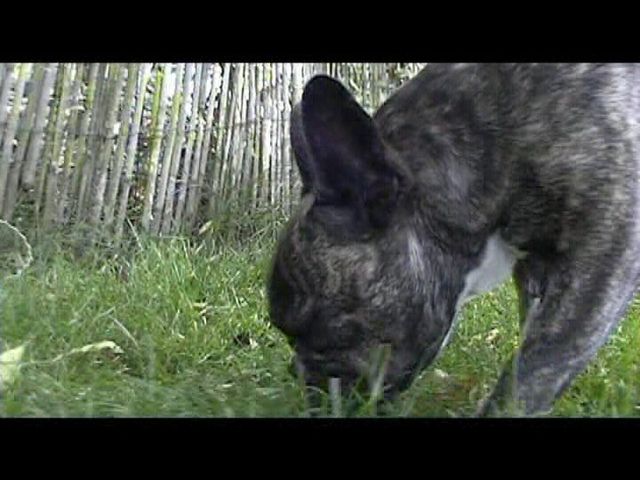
[303,311,363,352]
[332,316,364,348]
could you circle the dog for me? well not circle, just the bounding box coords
[267,63,640,416]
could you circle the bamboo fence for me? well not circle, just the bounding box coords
[0,63,424,239]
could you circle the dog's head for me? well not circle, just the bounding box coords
[267,76,453,403]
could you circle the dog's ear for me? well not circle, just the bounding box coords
[289,103,314,195]
[291,75,400,234]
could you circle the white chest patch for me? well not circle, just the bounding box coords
[440,233,525,352]
[456,233,524,310]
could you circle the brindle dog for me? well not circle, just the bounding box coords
[267,64,640,416]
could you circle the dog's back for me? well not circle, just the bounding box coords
[375,63,640,256]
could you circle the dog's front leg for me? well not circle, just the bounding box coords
[478,252,637,417]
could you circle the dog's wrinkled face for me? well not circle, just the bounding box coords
[267,76,450,401]
[269,212,426,399]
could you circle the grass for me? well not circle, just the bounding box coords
[1,213,639,417]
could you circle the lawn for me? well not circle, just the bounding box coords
[1,215,639,417]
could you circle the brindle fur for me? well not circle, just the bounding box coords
[267,64,640,416]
